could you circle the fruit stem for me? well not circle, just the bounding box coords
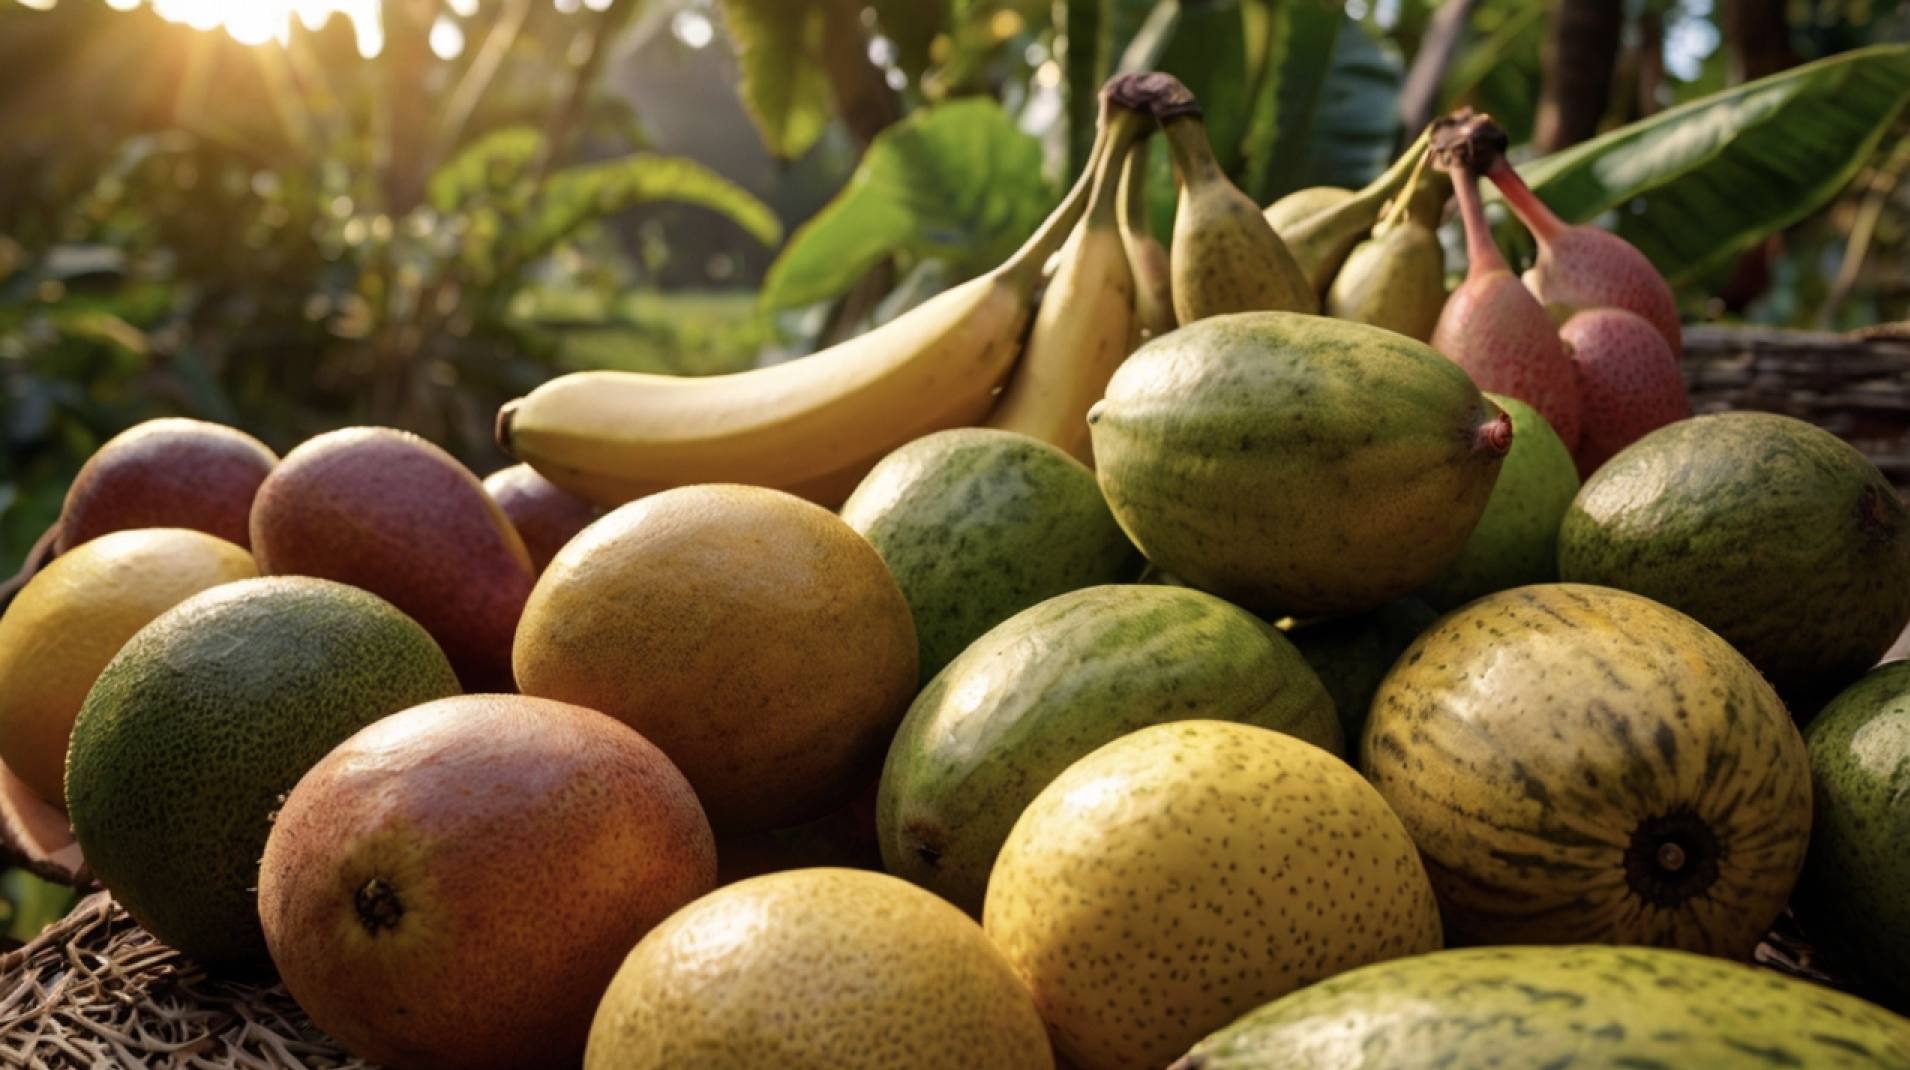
[1483,159,1567,245]
[1160,114,1224,190]
[1477,408,1514,456]
[1119,133,1155,242]
[1088,102,1150,230]
[1451,164,1511,280]
[997,121,1104,288]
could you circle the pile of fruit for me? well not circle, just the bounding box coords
[8,72,1910,1069]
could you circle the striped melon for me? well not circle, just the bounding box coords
[1170,944,1910,1069]
[1361,583,1811,958]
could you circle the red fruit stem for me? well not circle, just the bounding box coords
[1479,409,1515,456]
[1452,166,1510,281]
[1483,160,1565,245]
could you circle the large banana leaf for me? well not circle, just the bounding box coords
[758,98,1055,312]
[716,0,836,160]
[1518,43,1910,286]
[517,155,785,259]
[1271,13,1403,196]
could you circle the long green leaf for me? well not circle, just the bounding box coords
[516,154,784,260]
[427,126,542,212]
[1519,43,1910,286]
[1240,0,1342,202]
[717,0,835,159]
[758,98,1055,311]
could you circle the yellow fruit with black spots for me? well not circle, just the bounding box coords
[259,694,716,1070]
[584,867,1054,1070]
[983,719,1441,1070]
[0,527,255,809]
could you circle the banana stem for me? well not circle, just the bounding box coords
[1089,107,1150,228]
[1119,133,1155,239]
[1379,147,1433,233]
[1483,159,1566,245]
[1160,115,1224,190]
[997,118,1107,288]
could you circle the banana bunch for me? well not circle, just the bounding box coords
[498,77,1182,506]
[496,74,1457,509]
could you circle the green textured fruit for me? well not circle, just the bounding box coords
[1170,944,1910,1070]
[1417,394,1578,612]
[986,719,1441,1070]
[1558,412,1910,717]
[65,576,462,967]
[1282,596,1437,745]
[840,428,1142,687]
[1793,660,1910,1011]
[1088,312,1510,618]
[878,584,1339,916]
[1363,583,1811,958]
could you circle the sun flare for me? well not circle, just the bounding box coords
[113,0,389,57]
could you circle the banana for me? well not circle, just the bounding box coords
[1324,160,1451,342]
[1263,185,1354,234]
[982,89,1146,466]
[1117,133,1176,349]
[1278,127,1433,297]
[497,153,1097,507]
[1154,76,1318,322]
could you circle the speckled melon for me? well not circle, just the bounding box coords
[1558,412,1910,718]
[984,719,1441,1070]
[1362,583,1812,958]
[1169,944,1910,1069]
[840,428,1143,687]
[1086,311,1511,618]
[1792,660,1910,1012]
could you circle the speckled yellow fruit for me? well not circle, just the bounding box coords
[0,528,255,808]
[984,719,1442,1070]
[584,867,1054,1070]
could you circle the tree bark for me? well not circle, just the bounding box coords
[1534,0,1623,152]
[820,0,902,149]
[380,0,436,217]
[1723,0,1798,85]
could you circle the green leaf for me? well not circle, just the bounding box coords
[870,0,945,80]
[1440,0,1546,145]
[516,154,784,260]
[1519,44,1910,286]
[1240,8,1403,202]
[1291,18,1404,190]
[759,98,1056,312]
[427,126,543,212]
[718,0,835,159]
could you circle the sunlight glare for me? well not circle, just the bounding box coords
[128,0,386,57]
[16,0,57,11]
[429,14,465,59]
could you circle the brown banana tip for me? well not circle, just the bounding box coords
[1479,408,1515,456]
[495,398,521,456]
[1429,108,1508,174]
[1104,71,1200,120]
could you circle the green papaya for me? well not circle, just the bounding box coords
[840,428,1143,688]
[1793,660,1910,1012]
[1088,311,1510,618]
[1558,412,1910,719]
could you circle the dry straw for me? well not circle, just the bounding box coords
[0,893,370,1070]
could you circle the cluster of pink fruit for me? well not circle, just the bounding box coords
[1430,112,1690,477]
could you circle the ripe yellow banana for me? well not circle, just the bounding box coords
[1118,133,1176,349]
[982,91,1146,466]
[497,155,1097,507]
